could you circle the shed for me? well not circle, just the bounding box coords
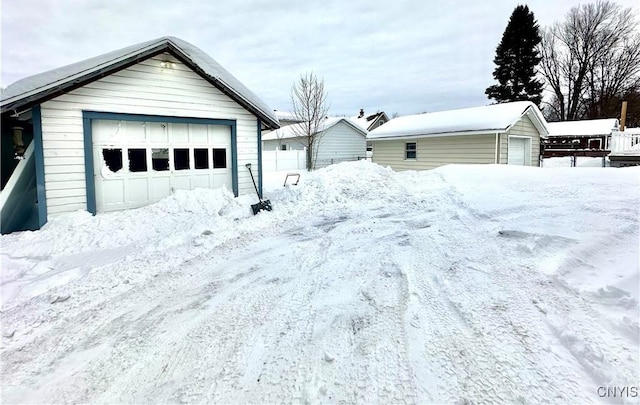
[0,36,279,234]
[262,117,367,168]
[367,101,548,170]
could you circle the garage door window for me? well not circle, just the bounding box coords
[174,149,190,170]
[128,149,147,172]
[213,148,227,168]
[194,148,209,169]
[151,148,169,171]
[102,149,123,173]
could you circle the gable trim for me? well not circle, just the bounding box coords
[2,42,279,130]
[32,105,48,227]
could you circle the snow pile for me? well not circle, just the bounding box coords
[1,161,639,404]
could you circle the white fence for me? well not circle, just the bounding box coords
[610,131,640,154]
[263,149,307,172]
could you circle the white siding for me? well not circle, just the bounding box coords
[501,115,541,166]
[372,134,496,170]
[40,53,261,214]
[314,121,366,168]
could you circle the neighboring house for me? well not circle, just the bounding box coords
[368,101,548,170]
[544,118,619,157]
[273,110,303,127]
[0,36,279,234]
[262,117,367,168]
[350,109,390,152]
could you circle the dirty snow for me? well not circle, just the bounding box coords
[1,161,639,404]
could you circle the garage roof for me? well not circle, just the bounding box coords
[1,36,280,130]
[547,118,619,137]
[368,101,548,140]
[262,117,367,141]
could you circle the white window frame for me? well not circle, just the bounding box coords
[405,142,417,160]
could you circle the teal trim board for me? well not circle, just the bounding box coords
[32,105,47,227]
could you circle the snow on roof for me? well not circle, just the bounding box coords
[368,101,547,140]
[547,118,619,137]
[1,36,279,129]
[624,127,640,134]
[262,117,366,141]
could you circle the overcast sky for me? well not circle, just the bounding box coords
[2,0,639,117]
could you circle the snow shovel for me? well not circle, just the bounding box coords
[245,163,272,215]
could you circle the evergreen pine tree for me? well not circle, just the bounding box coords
[485,5,543,105]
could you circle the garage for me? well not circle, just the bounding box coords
[507,136,530,166]
[92,118,232,212]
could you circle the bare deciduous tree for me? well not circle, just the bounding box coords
[539,0,640,121]
[290,72,329,170]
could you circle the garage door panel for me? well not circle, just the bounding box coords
[149,123,168,143]
[150,177,172,200]
[173,175,192,191]
[170,123,189,143]
[102,179,125,206]
[125,121,147,143]
[190,125,208,143]
[210,126,230,143]
[192,174,211,189]
[128,178,149,204]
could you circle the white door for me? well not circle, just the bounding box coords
[508,137,529,166]
[92,120,232,212]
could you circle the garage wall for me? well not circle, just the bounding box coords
[40,52,260,215]
[372,134,496,170]
[501,115,541,166]
[315,121,367,168]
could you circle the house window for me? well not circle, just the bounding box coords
[128,149,147,172]
[151,148,169,171]
[405,142,417,159]
[102,148,123,172]
[281,144,287,151]
[194,148,209,169]
[174,148,190,170]
[212,148,227,168]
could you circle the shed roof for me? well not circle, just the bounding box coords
[367,101,548,140]
[262,117,367,141]
[547,118,619,137]
[1,36,279,129]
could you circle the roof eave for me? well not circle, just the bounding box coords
[1,43,170,115]
[368,129,508,141]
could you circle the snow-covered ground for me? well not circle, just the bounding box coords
[1,162,639,404]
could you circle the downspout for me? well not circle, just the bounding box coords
[495,133,499,164]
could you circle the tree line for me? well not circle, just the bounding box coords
[485,1,640,126]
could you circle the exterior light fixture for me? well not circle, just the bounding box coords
[160,61,176,69]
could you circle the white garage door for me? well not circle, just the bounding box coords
[92,119,232,212]
[508,137,529,166]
